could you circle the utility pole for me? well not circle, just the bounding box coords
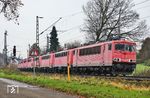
[34,16,43,76]
[36,16,43,48]
[3,30,8,65]
[36,16,39,47]
[28,44,30,51]
[39,17,62,35]
[118,16,121,39]
[46,34,50,53]
[28,44,30,57]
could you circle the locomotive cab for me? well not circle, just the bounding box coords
[112,40,136,73]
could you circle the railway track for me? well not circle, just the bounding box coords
[80,75,150,81]
[21,71,150,81]
[120,76,150,81]
[100,76,150,81]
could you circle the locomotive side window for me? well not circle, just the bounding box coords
[73,50,75,55]
[79,46,101,56]
[24,60,26,63]
[42,55,50,60]
[55,52,67,57]
[34,57,39,61]
[80,49,84,55]
[108,44,112,50]
[87,48,91,55]
[94,46,101,54]
[28,59,31,62]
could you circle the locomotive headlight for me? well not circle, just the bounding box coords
[113,58,121,62]
[129,59,136,63]
[133,60,136,62]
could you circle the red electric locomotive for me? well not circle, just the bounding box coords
[18,39,136,75]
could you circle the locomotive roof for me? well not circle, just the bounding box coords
[23,40,135,60]
[77,39,136,49]
[112,39,135,44]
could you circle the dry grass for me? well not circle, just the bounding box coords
[1,69,150,98]
[22,72,150,91]
[111,81,150,91]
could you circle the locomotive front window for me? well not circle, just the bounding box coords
[125,45,136,52]
[115,44,136,52]
[115,44,125,51]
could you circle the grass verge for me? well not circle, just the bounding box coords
[0,68,150,98]
[133,64,150,76]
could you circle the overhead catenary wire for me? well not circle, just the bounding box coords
[41,15,150,45]
[135,4,150,10]
[60,32,85,43]
[56,0,150,36]
[39,17,62,36]
[39,4,149,38]
[59,16,150,44]
[39,1,150,46]
[57,24,84,35]
[38,12,83,47]
[61,11,83,18]
[134,0,150,6]
[140,15,150,19]
[39,11,83,36]
[132,1,150,20]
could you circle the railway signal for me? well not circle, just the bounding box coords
[3,31,8,65]
[13,45,16,57]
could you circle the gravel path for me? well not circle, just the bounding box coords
[0,78,78,98]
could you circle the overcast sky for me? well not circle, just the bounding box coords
[0,0,150,58]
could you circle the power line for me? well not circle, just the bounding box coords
[40,37,47,43]
[134,0,150,6]
[140,15,150,19]
[39,17,62,35]
[136,4,150,10]
[61,11,83,18]
[60,32,85,43]
[39,11,83,36]
[40,39,47,43]
[39,25,83,45]
[58,24,83,35]
[42,24,83,33]
[40,1,150,48]
[58,16,150,43]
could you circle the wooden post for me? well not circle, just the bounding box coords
[67,52,70,81]
[67,63,70,81]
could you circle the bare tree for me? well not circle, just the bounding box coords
[0,0,23,21]
[64,41,81,49]
[82,0,148,42]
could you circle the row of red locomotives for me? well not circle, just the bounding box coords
[18,39,136,75]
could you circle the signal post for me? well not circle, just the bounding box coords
[67,53,71,81]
